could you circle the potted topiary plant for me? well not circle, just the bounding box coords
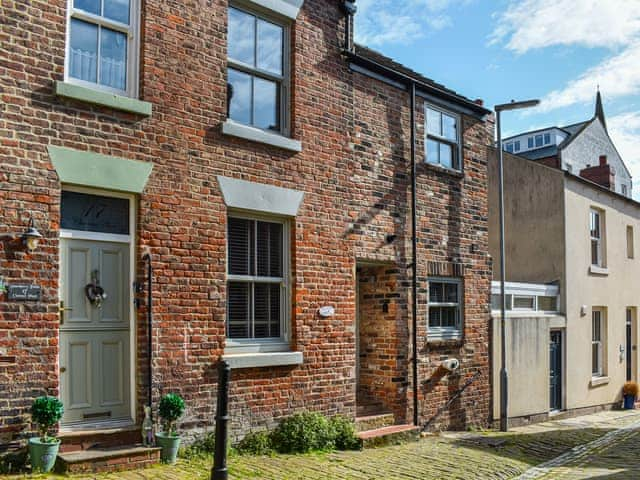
[623,381,639,409]
[155,393,185,464]
[29,396,64,473]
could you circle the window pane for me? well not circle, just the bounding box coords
[61,191,129,234]
[228,68,252,125]
[538,296,557,311]
[444,282,458,303]
[74,0,100,15]
[440,143,453,169]
[528,137,534,148]
[442,114,457,141]
[505,143,514,153]
[591,240,599,265]
[592,343,599,374]
[104,0,130,24]
[427,108,441,136]
[544,133,551,144]
[100,28,127,90]
[228,217,253,275]
[535,134,543,147]
[429,282,444,303]
[426,139,439,164]
[257,19,283,75]
[253,77,278,130]
[439,307,457,328]
[254,283,280,338]
[428,308,441,327]
[592,313,601,340]
[513,296,534,309]
[257,221,283,277]
[590,211,600,238]
[514,140,520,151]
[227,282,249,338]
[70,18,98,84]
[228,7,255,66]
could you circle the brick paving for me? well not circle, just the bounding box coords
[7,410,640,479]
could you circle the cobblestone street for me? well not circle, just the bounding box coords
[6,410,640,480]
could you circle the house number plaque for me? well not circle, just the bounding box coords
[7,284,41,301]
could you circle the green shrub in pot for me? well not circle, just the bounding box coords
[29,396,64,473]
[156,393,186,464]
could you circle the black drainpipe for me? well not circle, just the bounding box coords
[409,81,419,427]
[142,253,153,413]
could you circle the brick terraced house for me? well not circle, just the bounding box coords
[0,0,493,469]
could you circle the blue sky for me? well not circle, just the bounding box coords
[355,0,640,196]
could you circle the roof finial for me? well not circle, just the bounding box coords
[595,87,606,131]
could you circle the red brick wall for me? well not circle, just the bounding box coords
[0,0,492,447]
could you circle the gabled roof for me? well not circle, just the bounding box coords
[352,44,489,115]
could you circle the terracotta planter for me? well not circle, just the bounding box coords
[155,432,181,464]
[28,437,60,473]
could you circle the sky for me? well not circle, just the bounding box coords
[354,0,640,197]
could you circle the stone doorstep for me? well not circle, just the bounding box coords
[56,445,161,474]
[357,424,420,448]
[355,413,395,432]
[58,425,141,453]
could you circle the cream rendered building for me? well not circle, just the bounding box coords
[489,149,640,424]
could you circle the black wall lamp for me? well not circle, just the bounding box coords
[22,218,43,252]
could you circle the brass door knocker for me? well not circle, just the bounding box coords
[85,269,107,308]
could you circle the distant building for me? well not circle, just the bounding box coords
[501,91,633,198]
[489,148,640,425]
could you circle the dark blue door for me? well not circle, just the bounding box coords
[549,331,562,411]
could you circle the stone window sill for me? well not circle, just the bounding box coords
[221,351,303,369]
[222,120,302,152]
[589,265,609,276]
[590,376,610,387]
[55,81,152,116]
[421,161,465,178]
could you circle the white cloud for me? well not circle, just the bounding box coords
[491,0,640,54]
[537,41,640,112]
[355,0,468,47]
[608,112,640,196]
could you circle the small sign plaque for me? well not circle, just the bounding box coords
[7,284,41,301]
[318,306,335,318]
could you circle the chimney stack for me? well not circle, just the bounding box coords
[580,155,615,190]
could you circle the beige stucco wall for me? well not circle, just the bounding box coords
[492,314,565,420]
[563,176,640,410]
[488,150,566,297]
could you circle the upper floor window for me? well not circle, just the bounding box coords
[544,133,551,144]
[226,215,288,342]
[428,278,463,339]
[227,6,288,134]
[505,142,514,153]
[622,184,629,196]
[590,208,604,267]
[425,106,461,171]
[535,134,543,147]
[527,137,534,149]
[514,140,520,152]
[66,0,139,96]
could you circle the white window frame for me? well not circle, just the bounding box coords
[225,211,291,353]
[512,295,536,311]
[427,277,463,340]
[590,208,604,267]
[227,3,291,136]
[64,0,141,97]
[425,104,462,171]
[592,309,605,377]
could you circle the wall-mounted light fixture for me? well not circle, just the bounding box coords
[22,218,42,252]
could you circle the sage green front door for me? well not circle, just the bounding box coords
[59,238,131,426]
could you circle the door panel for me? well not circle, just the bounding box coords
[68,340,92,410]
[67,246,91,323]
[60,238,131,427]
[98,247,126,325]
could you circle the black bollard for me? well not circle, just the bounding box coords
[211,360,231,480]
